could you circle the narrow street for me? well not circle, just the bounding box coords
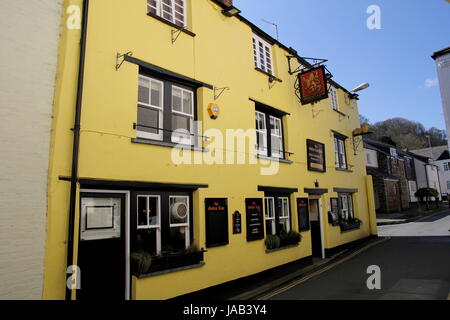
[262,211,450,300]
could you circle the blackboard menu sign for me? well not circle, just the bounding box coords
[297,198,310,232]
[205,198,229,248]
[245,199,264,242]
[232,211,242,234]
[307,139,326,173]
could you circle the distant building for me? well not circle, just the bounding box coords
[364,139,410,213]
[411,146,450,200]
[432,47,450,150]
[364,139,442,214]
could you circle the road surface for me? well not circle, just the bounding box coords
[263,211,450,300]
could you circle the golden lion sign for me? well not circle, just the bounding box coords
[299,66,329,105]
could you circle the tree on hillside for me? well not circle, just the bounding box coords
[359,116,447,150]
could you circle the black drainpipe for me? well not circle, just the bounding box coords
[66,0,89,300]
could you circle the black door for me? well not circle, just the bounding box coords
[77,193,126,300]
[309,199,322,258]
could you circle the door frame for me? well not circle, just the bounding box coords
[80,189,131,300]
[309,197,325,259]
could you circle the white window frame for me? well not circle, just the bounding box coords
[270,116,284,159]
[264,197,276,236]
[136,195,162,255]
[171,85,194,145]
[252,33,274,75]
[279,197,291,233]
[444,162,449,171]
[147,0,187,28]
[330,86,338,111]
[339,194,354,221]
[335,137,347,169]
[256,111,268,156]
[137,75,164,141]
[169,195,190,250]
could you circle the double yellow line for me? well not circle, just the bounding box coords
[259,237,390,300]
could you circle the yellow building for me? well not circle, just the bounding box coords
[44,0,378,300]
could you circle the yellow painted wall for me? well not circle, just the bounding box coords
[44,0,375,300]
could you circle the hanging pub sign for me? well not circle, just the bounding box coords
[205,198,229,248]
[298,66,329,105]
[307,139,326,173]
[245,199,264,242]
[232,211,242,234]
[297,198,310,232]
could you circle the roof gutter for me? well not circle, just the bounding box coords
[66,0,89,300]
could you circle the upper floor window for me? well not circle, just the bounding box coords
[147,0,187,28]
[334,137,347,169]
[330,87,338,111]
[137,73,196,146]
[252,33,273,75]
[255,110,285,159]
[444,162,450,171]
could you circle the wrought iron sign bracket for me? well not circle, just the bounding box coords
[171,29,183,44]
[352,132,372,155]
[287,55,329,75]
[214,87,230,101]
[116,51,133,71]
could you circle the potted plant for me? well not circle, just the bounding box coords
[131,251,152,275]
[265,235,281,250]
[415,188,439,211]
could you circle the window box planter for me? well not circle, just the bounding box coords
[339,218,362,232]
[132,249,206,276]
[265,232,302,251]
[148,250,206,274]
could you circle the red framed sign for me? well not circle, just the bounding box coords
[298,66,329,105]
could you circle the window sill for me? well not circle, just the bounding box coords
[254,68,282,82]
[265,243,299,254]
[257,155,293,164]
[132,138,209,152]
[134,262,205,279]
[147,12,196,37]
[335,167,353,173]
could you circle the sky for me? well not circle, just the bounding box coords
[234,0,450,131]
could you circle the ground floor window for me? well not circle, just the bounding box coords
[264,195,291,236]
[338,193,354,221]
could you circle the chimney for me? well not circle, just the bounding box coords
[217,0,233,7]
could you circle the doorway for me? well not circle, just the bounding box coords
[77,191,130,300]
[309,199,324,259]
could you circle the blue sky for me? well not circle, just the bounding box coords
[234,0,450,131]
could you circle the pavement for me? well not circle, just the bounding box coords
[376,204,449,226]
[378,210,450,237]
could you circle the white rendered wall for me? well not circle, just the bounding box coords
[0,0,63,299]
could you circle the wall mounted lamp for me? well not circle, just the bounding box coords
[222,6,241,17]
